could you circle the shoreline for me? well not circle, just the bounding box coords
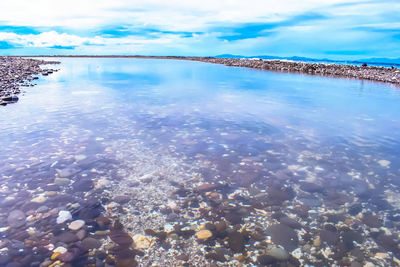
[0,57,59,106]
[23,55,400,85]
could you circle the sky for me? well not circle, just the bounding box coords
[0,0,399,59]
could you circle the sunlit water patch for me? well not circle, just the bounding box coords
[0,58,400,266]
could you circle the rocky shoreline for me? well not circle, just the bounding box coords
[28,55,400,85]
[188,57,400,85]
[0,57,59,106]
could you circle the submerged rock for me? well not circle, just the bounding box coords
[266,246,290,261]
[68,220,85,231]
[265,224,298,251]
[56,210,72,224]
[82,237,102,251]
[196,230,213,240]
[7,210,26,228]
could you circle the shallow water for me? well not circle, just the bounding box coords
[1,58,400,266]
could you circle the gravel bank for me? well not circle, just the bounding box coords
[0,56,59,106]
[183,57,400,85]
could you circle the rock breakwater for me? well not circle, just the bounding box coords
[185,57,400,85]
[0,56,59,106]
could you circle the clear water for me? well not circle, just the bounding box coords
[1,58,400,266]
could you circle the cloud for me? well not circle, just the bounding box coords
[0,0,399,58]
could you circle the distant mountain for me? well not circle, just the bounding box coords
[215,54,400,67]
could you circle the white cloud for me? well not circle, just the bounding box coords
[0,0,365,30]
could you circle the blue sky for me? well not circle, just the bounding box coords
[0,0,399,59]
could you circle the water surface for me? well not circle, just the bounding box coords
[1,58,400,266]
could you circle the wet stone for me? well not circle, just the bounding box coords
[54,178,71,186]
[258,255,277,265]
[7,209,26,228]
[110,229,133,246]
[56,232,79,243]
[299,182,324,193]
[72,178,93,192]
[195,183,218,192]
[57,210,72,224]
[280,216,302,229]
[349,203,362,215]
[362,213,382,228]
[113,196,131,204]
[205,252,227,262]
[56,166,81,178]
[68,220,85,231]
[82,237,102,251]
[266,246,290,261]
[228,231,245,253]
[196,230,213,240]
[342,230,363,250]
[265,224,299,251]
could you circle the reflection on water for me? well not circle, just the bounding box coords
[1,58,400,266]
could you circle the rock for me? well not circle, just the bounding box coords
[72,178,93,192]
[56,232,78,243]
[74,155,87,161]
[313,236,321,247]
[54,178,71,186]
[195,183,218,192]
[7,210,26,228]
[266,246,290,261]
[195,230,213,240]
[299,182,324,193]
[68,220,85,231]
[265,224,299,251]
[378,160,390,167]
[258,255,277,265]
[76,229,86,240]
[349,203,362,215]
[113,196,131,204]
[56,166,81,178]
[205,252,227,262]
[362,213,382,228]
[280,216,302,229]
[351,262,363,267]
[51,252,61,260]
[56,210,72,224]
[133,234,154,249]
[31,195,47,203]
[81,237,102,251]
[228,231,245,252]
[320,229,339,245]
[110,229,133,246]
[115,258,138,267]
[53,247,68,254]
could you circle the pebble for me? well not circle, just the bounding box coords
[266,246,290,261]
[50,252,61,260]
[31,195,47,203]
[195,183,218,192]
[68,220,85,231]
[313,236,321,247]
[195,230,213,240]
[133,234,154,249]
[7,210,26,228]
[81,237,102,251]
[74,155,87,161]
[54,178,71,186]
[56,210,72,224]
[53,247,68,254]
[378,160,390,167]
